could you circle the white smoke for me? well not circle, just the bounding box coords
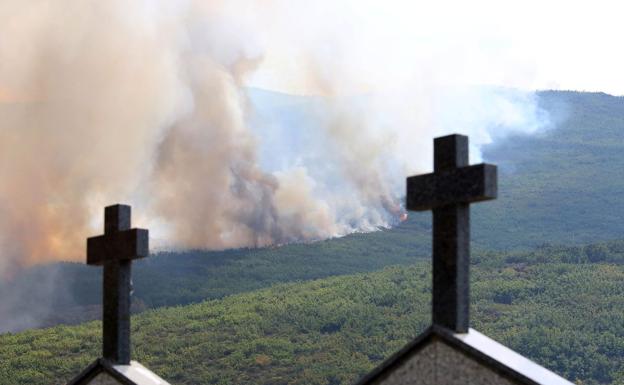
[0,0,551,278]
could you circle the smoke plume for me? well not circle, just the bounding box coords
[0,0,550,279]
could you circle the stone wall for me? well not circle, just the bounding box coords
[86,371,123,385]
[371,339,518,385]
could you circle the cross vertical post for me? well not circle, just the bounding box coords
[406,134,497,332]
[433,135,470,332]
[87,204,148,364]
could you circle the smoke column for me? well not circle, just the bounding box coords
[0,0,550,278]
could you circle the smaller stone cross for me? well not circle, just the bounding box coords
[406,134,497,332]
[87,204,148,364]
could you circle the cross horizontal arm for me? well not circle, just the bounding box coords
[87,229,149,266]
[406,163,497,211]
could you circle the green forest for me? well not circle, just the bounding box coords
[2,241,624,384]
[1,90,624,384]
[5,90,624,328]
[4,90,624,329]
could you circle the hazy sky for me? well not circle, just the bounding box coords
[249,0,624,95]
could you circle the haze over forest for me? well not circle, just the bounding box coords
[2,1,624,384]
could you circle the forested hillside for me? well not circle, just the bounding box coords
[0,225,430,330]
[474,91,624,249]
[247,88,624,249]
[3,241,624,384]
[2,90,624,333]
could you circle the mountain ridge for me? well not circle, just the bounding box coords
[2,90,624,333]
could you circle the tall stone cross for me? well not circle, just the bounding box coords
[87,204,148,364]
[406,134,497,333]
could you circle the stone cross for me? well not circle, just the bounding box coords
[87,204,148,364]
[406,134,497,332]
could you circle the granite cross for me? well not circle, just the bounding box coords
[406,134,497,333]
[87,204,148,364]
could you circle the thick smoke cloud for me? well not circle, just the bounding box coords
[0,0,550,280]
[0,1,192,275]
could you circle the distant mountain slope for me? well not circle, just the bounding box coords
[473,91,624,249]
[3,243,624,385]
[2,90,623,332]
[0,226,430,332]
[246,88,624,250]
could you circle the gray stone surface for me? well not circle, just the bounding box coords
[437,340,516,385]
[370,340,517,385]
[88,371,123,385]
[372,342,436,385]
